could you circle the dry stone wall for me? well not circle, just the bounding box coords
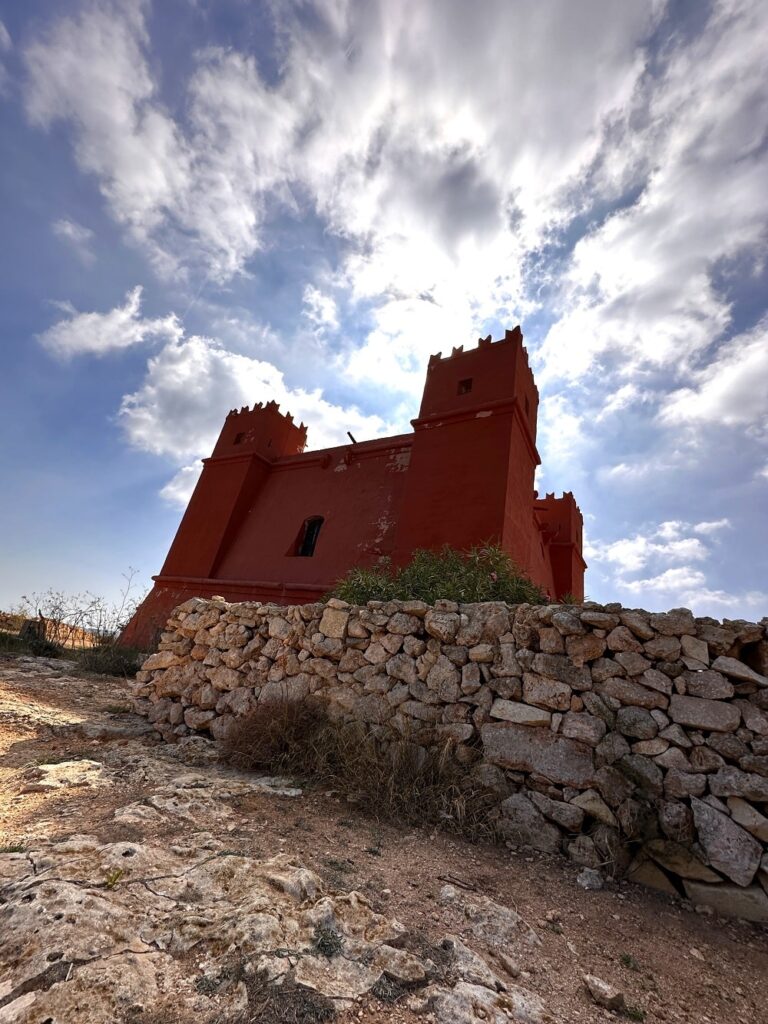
[134,597,768,922]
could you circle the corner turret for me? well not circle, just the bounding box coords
[213,400,307,460]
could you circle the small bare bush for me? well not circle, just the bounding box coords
[3,569,146,675]
[221,700,500,842]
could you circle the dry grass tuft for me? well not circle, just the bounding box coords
[221,699,500,842]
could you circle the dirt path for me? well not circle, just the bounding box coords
[0,654,766,1024]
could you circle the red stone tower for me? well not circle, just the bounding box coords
[122,328,586,647]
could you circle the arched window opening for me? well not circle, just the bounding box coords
[292,516,324,557]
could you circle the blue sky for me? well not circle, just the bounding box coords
[0,0,766,618]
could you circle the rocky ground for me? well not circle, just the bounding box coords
[0,655,766,1024]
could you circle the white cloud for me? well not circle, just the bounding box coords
[621,566,706,594]
[0,17,11,94]
[618,568,767,620]
[38,286,180,357]
[661,318,768,432]
[587,514,766,618]
[537,0,768,390]
[24,0,191,277]
[120,330,394,462]
[302,285,339,332]
[692,518,730,535]
[52,218,95,263]
[159,464,202,508]
[591,531,708,575]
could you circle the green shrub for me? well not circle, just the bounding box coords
[331,544,545,606]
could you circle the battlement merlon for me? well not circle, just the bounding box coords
[427,326,531,368]
[419,327,539,436]
[212,400,308,459]
[534,491,584,549]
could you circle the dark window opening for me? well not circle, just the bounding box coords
[458,378,473,395]
[292,516,324,557]
[233,432,245,445]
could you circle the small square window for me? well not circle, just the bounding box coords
[233,432,245,445]
[457,378,473,395]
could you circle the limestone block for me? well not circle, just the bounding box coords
[598,677,668,710]
[491,643,522,677]
[706,732,748,761]
[617,754,663,796]
[551,610,584,636]
[709,766,768,801]
[638,669,672,695]
[183,708,216,730]
[616,707,658,740]
[522,672,571,711]
[682,880,768,923]
[489,699,551,727]
[481,722,595,788]
[689,746,725,773]
[735,700,768,735]
[727,797,768,842]
[499,793,562,852]
[581,610,619,629]
[649,609,695,636]
[627,855,678,894]
[614,651,651,676]
[387,612,422,635]
[567,834,602,868]
[318,607,349,639]
[141,650,183,671]
[606,626,643,653]
[529,791,584,831]
[530,653,590,690]
[565,633,606,666]
[658,800,695,843]
[591,658,625,683]
[258,676,310,704]
[426,655,461,701]
[664,769,706,799]
[594,766,634,807]
[595,732,630,766]
[385,652,418,685]
[631,738,668,756]
[561,711,606,747]
[539,627,565,653]
[208,666,243,693]
[618,610,655,640]
[681,634,710,665]
[644,839,720,882]
[741,753,768,776]
[424,609,460,642]
[668,694,740,732]
[691,797,761,886]
[643,635,681,660]
[571,789,617,827]
[681,670,733,700]
[712,656,768,687]
[400,700,442,722]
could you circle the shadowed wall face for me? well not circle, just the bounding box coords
[122,330,585,648]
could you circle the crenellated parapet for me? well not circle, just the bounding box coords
[214,400,308,459]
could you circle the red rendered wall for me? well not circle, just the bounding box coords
[215,437,413,589]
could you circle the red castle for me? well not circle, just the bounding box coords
[123,327,586,646]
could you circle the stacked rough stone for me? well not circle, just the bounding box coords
[134,597,768,922]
